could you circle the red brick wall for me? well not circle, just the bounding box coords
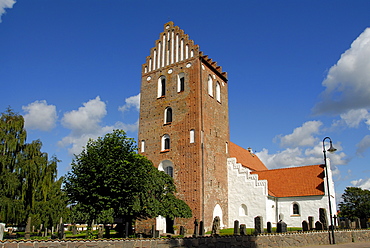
[137,22,229,233]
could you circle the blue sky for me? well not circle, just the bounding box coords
[1,0,370,203]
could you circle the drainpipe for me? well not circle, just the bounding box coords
[275,197,279,223]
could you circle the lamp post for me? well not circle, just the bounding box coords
[322,137,337,244]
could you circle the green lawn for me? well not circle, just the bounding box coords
[7,227,305,240]
[6,230,118,240]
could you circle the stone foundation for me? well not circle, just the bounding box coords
[1,230,370,248]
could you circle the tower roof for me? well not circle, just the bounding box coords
[229,142,268,171]
[142,22,227,80]
[251,164,325,197]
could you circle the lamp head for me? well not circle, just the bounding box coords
[327,141,337,153]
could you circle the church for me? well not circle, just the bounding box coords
[137,22,336,234]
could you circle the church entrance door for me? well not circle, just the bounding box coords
[165,218,174,233]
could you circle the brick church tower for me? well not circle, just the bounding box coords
[138,22,230,232]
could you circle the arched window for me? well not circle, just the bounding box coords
[177,73,185,92]
[164,107,172,124]
[216,81,221,102]
[159,160,174,178]
[157,76,166,98]
[293,203,300,215]
[161,134,170,151]
[208,75,213,97]
[239,204,248,216]
[190,129,195,143]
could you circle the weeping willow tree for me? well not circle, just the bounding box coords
[0,108,68,227]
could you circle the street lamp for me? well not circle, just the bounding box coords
[322,137,337,245]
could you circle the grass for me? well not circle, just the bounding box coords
[5,230,118,240]
[7,227,305,240]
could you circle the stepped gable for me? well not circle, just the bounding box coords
[229,142,268,171]
[251,164,325,197]
[142,21,227,81]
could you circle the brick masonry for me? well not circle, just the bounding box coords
[2,230,370,248]
[137,22,230,232]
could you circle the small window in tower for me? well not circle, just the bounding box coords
[165,166,173,177]
[177,73,185,92]
[161,134,170,151]
[216,81,221,102]
[208,75,213,97]
[141,140,145,153]
[292,203,300,215]
[157,76,166,98]
[159,160,174,178]
[164,107,172,124]
[190,129,195,143]
[165,137,170,150]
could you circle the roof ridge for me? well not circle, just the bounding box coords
[257,164,323,172]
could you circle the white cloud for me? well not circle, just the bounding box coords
[356,135,370,156]
[61,96,107,135]
[114,120,139,133]
[0,0,16,23]
[59,96,108,155]
[256,147,308,169]
[338,109,370,128]
[22,100,57,131]
[118,93,140,114]
[276,121,322,148]
[256,140,347,170]
[59,96,139,156]
[331,165,341,177]
[258,120,347,169]
[351,178,370,190]
[313,28,370,115]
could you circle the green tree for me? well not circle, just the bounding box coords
[64,130,191,235]
[338,187,370,220]
[0,108,68,228]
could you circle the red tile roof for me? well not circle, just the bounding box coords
[251,164,325,197]
[229,142,268,171]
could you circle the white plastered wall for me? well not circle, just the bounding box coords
[227,157,337,229]
[227,158,268,228]
[273,195,328,227]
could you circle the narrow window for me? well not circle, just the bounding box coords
[208,75,213,97]
[177,73,185,92]
[216,81,221,102]
[190,129,195,143]
[165,166,173,177]
[161,77,166,96]
[293,203,300,215]
[180,77,185,91]
[159,160,174,178]
[141,140,145,153]
[162,134,170,151]
[158,76,166,98]
[164,107,172,124]
[164,137,170,149]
